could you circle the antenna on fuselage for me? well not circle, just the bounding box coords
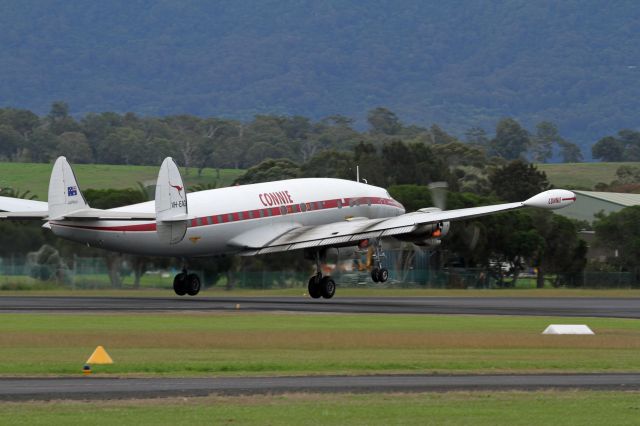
[356,165,360,183]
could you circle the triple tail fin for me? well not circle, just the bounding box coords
[48,156,89,220]
[155,157,188,244]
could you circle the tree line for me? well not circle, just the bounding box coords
[0,103,590,172]
[1,103,638,287]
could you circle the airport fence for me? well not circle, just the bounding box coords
[0,255,638,290]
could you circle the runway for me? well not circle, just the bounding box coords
[0,295,639,318]
[2,374,639,400]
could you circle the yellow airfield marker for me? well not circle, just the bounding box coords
[86,345,114,364]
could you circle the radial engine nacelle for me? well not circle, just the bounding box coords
[395,219,450,247]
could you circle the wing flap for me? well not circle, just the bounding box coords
[243,201,526,254]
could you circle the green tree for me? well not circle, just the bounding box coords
[387,184,432,212]
[594,206,640,280]
[531,121,559,163]
[592,136,624,161]
[46,101,80,135]
[489,160,550,202]
[353,141,384,185]
[56,132,93,163]
[489,118,530,160]
[430,124,457,144]
[558,140,583,163]
[234,158,301,185]
[367,107,401,135]
[302,150,354,180]
[529,210,586,287]
[465,127,489,146]
[0,125,22,159]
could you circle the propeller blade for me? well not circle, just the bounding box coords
[428,182,448,210]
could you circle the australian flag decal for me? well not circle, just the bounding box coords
[67,186,78,196]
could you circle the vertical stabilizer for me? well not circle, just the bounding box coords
[48,157,89,219]
[155,157,188,244]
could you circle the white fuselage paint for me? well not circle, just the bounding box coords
[49,178,405,257]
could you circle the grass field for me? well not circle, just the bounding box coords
[537,161,640,190]
[0,162,245,200]
[1,160,635,198]
[0,313,638,376]
[2,391,639,425]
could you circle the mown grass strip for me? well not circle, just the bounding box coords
[0,313,637,376]
[1,391,639,425]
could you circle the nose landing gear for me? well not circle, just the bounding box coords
[173,268,201,296]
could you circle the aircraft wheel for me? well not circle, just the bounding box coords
[378,268,389,283]
[186,273,201,296]
[320,276,336,299]
[308,276,322,299]
[371,267,380,283]
[173,272,187,296]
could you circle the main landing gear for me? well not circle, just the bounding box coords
[370,239,389,284]
[173,268,201,296]
[307,251,336,299]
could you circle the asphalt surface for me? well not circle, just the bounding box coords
[2,374,639,400]
[1,295,639,317]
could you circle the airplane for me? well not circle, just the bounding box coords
[0,156,576,298]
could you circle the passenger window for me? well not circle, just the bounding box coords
[337,200,342,209]
[280,206,287,215]
[228,213,233,222]
[300,203,306,212]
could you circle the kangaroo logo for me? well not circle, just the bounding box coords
[169,182,184,199]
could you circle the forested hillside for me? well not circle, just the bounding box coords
[1,1,638,151]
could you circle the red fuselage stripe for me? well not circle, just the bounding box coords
[51,196,403,233]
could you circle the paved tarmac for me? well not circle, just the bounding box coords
[2,374,639,400]
[0,296,639,317]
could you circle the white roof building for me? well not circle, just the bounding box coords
[555,190,640,223]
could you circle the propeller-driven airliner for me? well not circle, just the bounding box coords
[0,157,576,298]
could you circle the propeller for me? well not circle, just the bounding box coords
[428,181,482,251]
[428,182,448,210]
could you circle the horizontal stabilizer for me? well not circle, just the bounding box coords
[0,196,48,212]
[60,209,156,221]
[0,211,49,220]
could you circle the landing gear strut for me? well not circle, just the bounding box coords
[173,267,201,296]
[307,251,336,299]
[370,239,389,283]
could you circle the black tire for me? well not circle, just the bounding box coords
[371,267,380,283]
[173,272,187,296]
[378,268,389,283]
[320,276,336,299]
[308,276,322,299]
[186,273,201,296]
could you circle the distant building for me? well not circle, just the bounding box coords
[554,190,640,223]
[553,190,640,263]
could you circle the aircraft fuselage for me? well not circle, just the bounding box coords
[49,178,405,257]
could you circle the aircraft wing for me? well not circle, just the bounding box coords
[241,189,576,255]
